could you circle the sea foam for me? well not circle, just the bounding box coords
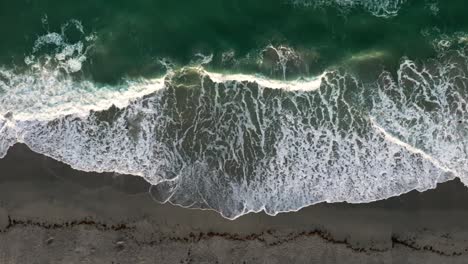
[0,23,467,219]
[291,0,407,17]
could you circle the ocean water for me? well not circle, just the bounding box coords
[0,0,467,219]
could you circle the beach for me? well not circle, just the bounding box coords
[1,0,468,263]
[0,144,467,263]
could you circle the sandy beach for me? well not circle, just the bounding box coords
[0,144,466,263]
[1,0,468,263]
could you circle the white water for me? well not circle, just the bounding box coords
[0,24,467,219]
[208,71,324,91]
[291,0,407,17]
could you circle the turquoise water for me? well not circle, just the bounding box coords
[0,0,467,218]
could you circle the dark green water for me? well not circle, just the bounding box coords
[1,0,468,82]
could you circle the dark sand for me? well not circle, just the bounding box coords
[1,144,468,263]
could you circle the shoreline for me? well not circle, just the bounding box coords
[1,144,468,263]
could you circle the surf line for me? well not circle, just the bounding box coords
[369,117,458,177]
[2,67,326,122]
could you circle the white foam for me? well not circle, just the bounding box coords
[207,70,324,91]
[0,67,165,121]
[370,118,458,175]
[1,52,466,219]
[4,66,458,219]
[1,22,467,220]
[370,54,468,185]
[0,117,16,159]
[0,21,166,121]
[291,0,407,17]
[0,65,324,121]
[1,54,466,220]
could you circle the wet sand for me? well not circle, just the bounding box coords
[1,144,468,263]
